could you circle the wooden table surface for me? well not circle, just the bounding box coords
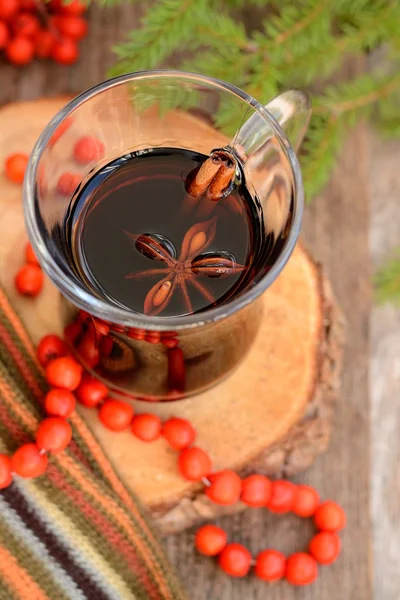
[0,5,372,599]
[370,130,400,600]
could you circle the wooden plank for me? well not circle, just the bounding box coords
[0,8,372,599]
[301,123,372,598]
[370,131,400,600]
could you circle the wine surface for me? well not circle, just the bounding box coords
[68,147,260,317]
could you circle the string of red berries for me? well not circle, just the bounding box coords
[0,329,346,587]
[195,497,344,584]
[0,0,88,67]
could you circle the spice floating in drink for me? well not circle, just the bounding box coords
[185,147,237,201]
[124,218,245,316]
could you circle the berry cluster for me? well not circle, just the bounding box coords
[0,327,346,587]
[195,496,345,585]
[0,0,88,67]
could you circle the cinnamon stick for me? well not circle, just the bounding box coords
[186,149,237,201]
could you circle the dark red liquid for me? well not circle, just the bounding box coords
[67,148,262,317]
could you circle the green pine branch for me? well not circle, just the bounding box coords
[257,0,331,60]
[109,0,209,76]
[194,14,250,51]
[300,72,400,198]
[300,114,343,200]
[280,1,398,85]
[316,72,400,117]
[106,0,400,302]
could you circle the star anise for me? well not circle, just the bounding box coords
[124,217,245,316]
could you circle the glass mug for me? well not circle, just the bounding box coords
[24,71,310,402]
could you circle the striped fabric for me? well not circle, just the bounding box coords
[0,287,187,600]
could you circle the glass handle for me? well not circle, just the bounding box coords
[264,90,311,152]
[233,89,311,157]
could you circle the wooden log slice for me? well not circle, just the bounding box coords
[0,98,344,534]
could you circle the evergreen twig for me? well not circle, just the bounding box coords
[105,0,400,302]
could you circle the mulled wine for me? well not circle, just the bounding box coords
[26,73,305,402]
[66,147,264,318]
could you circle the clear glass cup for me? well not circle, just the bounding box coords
[23,71,310,402]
